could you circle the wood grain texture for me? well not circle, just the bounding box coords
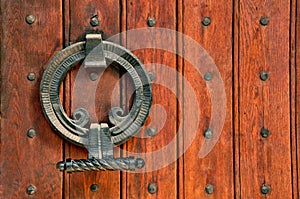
[63,0,122,198]
[0,0,63,198]
[124,0,177,198]
[296,0,300,198]
[182,0,234,198]
[290,0,298,198]
[238,0,292,198]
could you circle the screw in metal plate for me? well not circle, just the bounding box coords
[27,72,36,81]
[260,16,269,26]
[260,71,269,81]
[202,17,211,26]
[27,128,36,138]
[148,183,157,194]
[90,184,99,192]
[89,72,99,81]
[261,184,271,194]
[90,15,100,27]
[27,184,36,195]
[147,17,156,27]
[135,158,145,169]
[147,128,157,137]
[204,72,213,81]
[204,128,213,139]
[260,127,270,138]
[205,184,214,194]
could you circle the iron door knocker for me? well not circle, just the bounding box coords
[40,34,152,172]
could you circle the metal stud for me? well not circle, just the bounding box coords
[147,17,156,27]
[260,16,269,26]
[260,127,269,138]
[27,72,36,81]
[204,128,213,139]
[202,17,211,26]
[205,184,214,194]
[135,158,145,169]
[27,185,36,195]
[90,15,100,27]
[90,184,99,192]
[204,72,213,81]
[25,15,36,24]
[260,71,269,81]
[148,72,156,81]
[27,128,36,138]
[147,128,157,137]
[261,184,271,194]
[89,72,98,81]
[148,183,157,194]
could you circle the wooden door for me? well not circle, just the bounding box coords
[0,0,299,198]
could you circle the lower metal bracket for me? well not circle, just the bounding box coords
[56,123,144,172]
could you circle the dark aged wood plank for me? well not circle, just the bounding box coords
[182,0,234,198]
[124,0,177,198]
[238,0,292,198]
[64,0,121,198]
[0,0,63,198]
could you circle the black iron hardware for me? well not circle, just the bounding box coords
[40,34,152,172]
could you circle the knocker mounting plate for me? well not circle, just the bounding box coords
[40,34,152,172]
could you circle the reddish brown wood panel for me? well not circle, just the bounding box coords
[181,0,234,198]
[296,0,300,198]
[124,0,178,198]
[63,0,122,198]
[0,0,63,198]
[237,0,292,198]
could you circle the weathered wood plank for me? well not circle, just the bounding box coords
[124,0,178,198]
[182,0,234,198]
[64,1,121,198]
[238,0,292,198]
[296,0,300,197]
[0,0,63,198]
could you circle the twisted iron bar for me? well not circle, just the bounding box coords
[57,157,145,173]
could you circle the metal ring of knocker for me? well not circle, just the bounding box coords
[40,34,152,172]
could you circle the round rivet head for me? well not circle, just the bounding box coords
[148,72,156,81]
[90,15,100,27]
[27,128,36,138]
[148,183,157,194]
[260,71,269,81]
[56,161,65,171]
[260,16,269,26]
[205,184,214,194]
[135,158,145,169]
[27,185,36,195]
[261,184,271,194]
[147,17,156,27]
[90,184,99,192]
[27,72,36,81]
[25,15,36,24]
[204,128,213,139]
[202,17,211,26]
[204,72,213,81]
[260,127,270,138]
[147,128,157,137]
[89,72,99,81]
